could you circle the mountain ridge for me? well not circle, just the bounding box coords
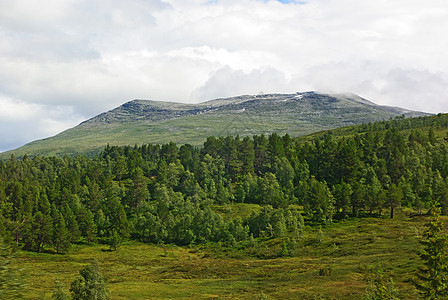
[80,92,423,126]
[1,92,431,158]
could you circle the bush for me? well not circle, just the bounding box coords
[70,259,110,300]
[318,267,332,276]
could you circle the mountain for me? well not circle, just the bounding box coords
[1,92,430,158]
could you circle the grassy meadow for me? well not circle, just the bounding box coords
[18,206,429,299]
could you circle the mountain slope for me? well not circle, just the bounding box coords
[2,92,430,157]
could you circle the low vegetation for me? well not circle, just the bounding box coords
[13,210,435,299]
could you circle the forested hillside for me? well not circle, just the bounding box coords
[1,113,448,254]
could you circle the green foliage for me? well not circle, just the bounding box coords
[414,203,448,299]
[364,268,399,300]
[107,229,121,251]
[70,259,110,300]
[332,181,352,218]
[51,206,71,254]
[303,178,335,223]
[19,213,428,299]
[0,237,25,299]
[1,114,448,256]
[52,278,69,300]
[257,291,270,300]
[318,267,333,277]
[316,226,324,244]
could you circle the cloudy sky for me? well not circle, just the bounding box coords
[1,0,448,152]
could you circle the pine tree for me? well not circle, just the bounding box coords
[62,204,81,244]
[51,208,71,254]
[414,201,448,299]
[332,182,352,219]
[70,259,110,300]
[387,184,403,219]
[26,210,53,252]
[77,206,96,243]
[107,229,121,251]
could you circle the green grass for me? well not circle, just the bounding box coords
[2,114,327,158]
[18,209,430,299]
[212,203,263,221]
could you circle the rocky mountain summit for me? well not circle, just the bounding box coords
[82,92,422,126]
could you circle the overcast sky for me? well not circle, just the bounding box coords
[1,0,448,152]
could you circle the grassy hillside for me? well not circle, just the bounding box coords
[1,92,429,158]
[19,207,426,299]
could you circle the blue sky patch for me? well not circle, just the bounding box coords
[276,0,306,4]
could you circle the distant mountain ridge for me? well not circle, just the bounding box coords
[1,92,431,158]
[81,92,420,126]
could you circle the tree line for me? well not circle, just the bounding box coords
[1,114,448,253]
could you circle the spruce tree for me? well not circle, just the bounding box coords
[63,204,81,244]
[107,229,121,251]
[51,208,71,254]
[414,201,448,299]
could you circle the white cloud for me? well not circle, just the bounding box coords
[192,66,293,100]
[0,0,448,151]
[0,95,83,152]
[298,62,448,113]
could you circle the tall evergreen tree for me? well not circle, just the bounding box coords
[23,210,52,252]
[126,167,149,210]
[253,134,269,174]
[387,184,403,219]
[62,204,81,244]
[415,202,448,299]
[332,182,352,219]
[239,136,255,175]
[77,206,96,243]
[51,206,71,254]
